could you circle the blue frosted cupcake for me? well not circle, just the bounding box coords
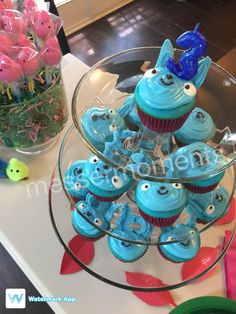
[108,230,148,263]
[135,181,188,226]
[83,155,133,201]
[81,107,126,151]
[158,224,201,263]
[64,160,88,200]
[165,142,226,193]
[188,185,230,224]
[134,39,211,132]
[174,107,216,146]
[72,197,111,241]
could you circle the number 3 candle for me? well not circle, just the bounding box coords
[166,23,207,80]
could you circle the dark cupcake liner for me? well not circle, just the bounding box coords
[72,223,105,242]
[157,245,181,263]
[196,218,208,225]
[183,182,219,194]
[138,208,180,227]
[174,136,207,148]
[89,191,121,202]
[137,106,192,133]
[69,195,81,204]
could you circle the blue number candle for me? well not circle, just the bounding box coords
[166,23,207,80]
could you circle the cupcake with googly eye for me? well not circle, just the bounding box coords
[81,107,126,151]
[158,224,201,263]
[188,185,229,224]
[64,160,88,201]
[174,107,216,147]
[108,230,148,263]
[135,180,188,227]
[165,142,226,194]
[83,155,133,202]
[72,197,111,241]
[134,39,211,132]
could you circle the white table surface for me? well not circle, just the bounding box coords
[0,53,228,314]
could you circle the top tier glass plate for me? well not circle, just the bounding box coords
[72,47,236,182]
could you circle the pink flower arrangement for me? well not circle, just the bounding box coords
[0,0,62,101]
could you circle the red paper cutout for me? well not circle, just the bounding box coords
[60,235,95,275]
[182,245,221,282]
[125,272,177,307]
[215,198,235,225]
[224,230,236,300]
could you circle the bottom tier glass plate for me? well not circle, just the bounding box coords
[49,165,236,291]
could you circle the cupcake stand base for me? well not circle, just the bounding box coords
[0,54,234,314]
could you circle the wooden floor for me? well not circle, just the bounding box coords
[1,1,236,313]
[68,0,236,66]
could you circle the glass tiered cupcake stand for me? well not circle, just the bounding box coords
[49,47,236,291]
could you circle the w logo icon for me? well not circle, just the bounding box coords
[5,289,26,309]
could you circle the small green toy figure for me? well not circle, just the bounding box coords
[0,158,29,182]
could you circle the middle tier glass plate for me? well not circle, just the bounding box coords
[58,125,236,245]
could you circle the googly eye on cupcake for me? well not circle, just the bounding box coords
[165,142,226,194]
[187,185,230,224]
[174,107,216,147]
[108,230,148,263]
[83,155,133,201]
[81,107,127,151]
[135,180,188,227]
[134,33,211,133]
[158,224,201,263]
[72,194,111,241]
[64,160,88,200]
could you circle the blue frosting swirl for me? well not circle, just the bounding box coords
[72,196,110,239]
[64,160,88,199]
[174,107,216,144]
[135,181,188,218]
[134,66,196,119]
[83,155,133,198]
[81,107,126,150]
[159,224,201,262]
[188,185,230,222]
[165,142,227,183]
[108,230,148,262]
[134,39,211,119]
